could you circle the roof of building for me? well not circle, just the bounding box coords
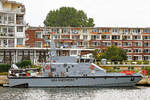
[1,0,24,6]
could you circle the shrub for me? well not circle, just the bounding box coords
[0,72,8,75]
[0,64,11,72]
[145,66,150,75]
[137,61,142,64]
[31,65,41,68]
[16,60,31,68]
[143,61,149,65]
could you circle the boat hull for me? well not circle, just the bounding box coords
[8,76,142,87]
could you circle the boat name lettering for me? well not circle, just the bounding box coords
[51,78,75,82]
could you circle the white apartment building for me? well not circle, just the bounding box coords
[0,0,26,48]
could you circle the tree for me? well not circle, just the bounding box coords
[92,49,101,61]
[44,7,95,27]
[100,46,127,62]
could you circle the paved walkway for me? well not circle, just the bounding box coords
[0,76,8,85]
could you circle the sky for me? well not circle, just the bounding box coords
[12,0,150,27]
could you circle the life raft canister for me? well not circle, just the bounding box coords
[89,65,95,70]
[45,65,50,70]
[53,60,56,63]
[120,70,136,75]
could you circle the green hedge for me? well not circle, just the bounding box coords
[143,61,149,64]
[16,60,31,68]
[0,64,11,72]
[0,72,8,75]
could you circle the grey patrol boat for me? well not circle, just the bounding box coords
[7,38,142,87]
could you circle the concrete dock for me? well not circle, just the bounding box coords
[0,76,8,86]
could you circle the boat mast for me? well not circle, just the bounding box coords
[43,26,56,65]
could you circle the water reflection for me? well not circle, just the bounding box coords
[0,87,150,100]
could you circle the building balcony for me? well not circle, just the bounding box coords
[0,33,15,38]
[0,20,15,25]
[0,8,25,14]
[16,20,25,25]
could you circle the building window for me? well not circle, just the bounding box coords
[17,38,23,45]
[122,36,131,40]
[133,29,140,33]
[144,42,150,47]
[2,27,7,33]
[8,15,14,24]
[91,35,99,40]
[62,36,70,40]
[112,35,120,40]
[133,42,142,47]
[52,28,59,33]
[35,42,42,48]
[123,42,132,47]
[101,35,110,40]
[8,39,14,47]
[143,36,150,40]
[112,42,121,47]
[92,41,100,46]
[8,27,14,33]
[124,49,132,53]
[133,49,142,53]
[71,29,79,34]
[102,29,109,32]
[133,56,142,60]
[144,49,150,53]
[17,26,23,32]
[62,28,69,34]
[133,36,141,40]
[143,29,150,33]
[91,29,99,32]
[102,42,111,46]
[83,42,88,46]
[82,29,87,33]
[127,55,132,60]
[72,36,79,40]
[83,35,88,40]
[35,31,42,38]
[122,29,129,33]
[112,28,120,33]
[144,56,150,60]
[53,35,60,39]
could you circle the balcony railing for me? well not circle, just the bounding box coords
[0,8,25,13]
[0,33,15,38]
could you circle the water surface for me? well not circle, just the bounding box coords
[0,86,150,100]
